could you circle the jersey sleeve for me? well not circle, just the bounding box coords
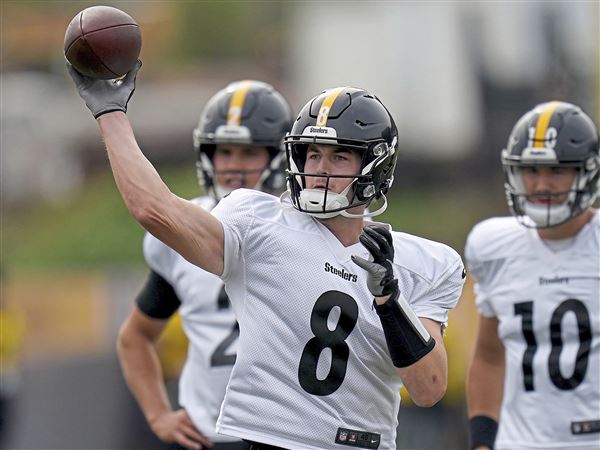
[408,255,465,326]
[138,232,182,318]
[210,189,255,282]
[143,231,177,282]
[392,232,466,327]
[136,270,181,319]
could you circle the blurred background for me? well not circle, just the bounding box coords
[1,1,598,449]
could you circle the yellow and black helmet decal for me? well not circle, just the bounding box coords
[314,86,348,127]
[226,80,253,126]
[531,101,561,147]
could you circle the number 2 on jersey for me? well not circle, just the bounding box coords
[210,286,239,367]
[514,299,592,391]
[298,291,359,396]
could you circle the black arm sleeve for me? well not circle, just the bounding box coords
[135,270,181,319]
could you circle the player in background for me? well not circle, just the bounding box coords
[68,62,466,450]
[116,80,293,450]
[465,101,600,450]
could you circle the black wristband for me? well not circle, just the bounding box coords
[469,415,498,450]
[373,290,436,368]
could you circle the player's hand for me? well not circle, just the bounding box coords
[66,60,141,119]
[351,225,398,299]
[149,408,213,449]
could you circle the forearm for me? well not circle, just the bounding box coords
[467,354,504,419]
[98,112,173,224]
[97,112,224,275]
[468,358,503,450]
[398,321,447,407]
[117,332,172,424]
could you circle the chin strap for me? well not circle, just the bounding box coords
[341,195,388,218]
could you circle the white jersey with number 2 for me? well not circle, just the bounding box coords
[144,196,240,443]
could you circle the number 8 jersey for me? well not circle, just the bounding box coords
[465,213,600,450]
[212,189,465,450]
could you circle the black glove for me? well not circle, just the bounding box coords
[351,225,398,298]
[353,224,436,368]
[67,60,142,118]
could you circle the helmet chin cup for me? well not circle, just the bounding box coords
[213,183,234,200]
[299,189,349,219]
[523,201,571,228]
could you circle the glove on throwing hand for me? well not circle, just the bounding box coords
[67,60,142,118]
[351,225,398,298]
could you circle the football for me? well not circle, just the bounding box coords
[64,6,141,80]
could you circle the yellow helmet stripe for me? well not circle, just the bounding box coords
[227,81,252,125]
[533,101,560,147]
[316,86,347,127]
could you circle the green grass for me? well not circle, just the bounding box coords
[380,185,507,252]
[2,165,506,274]
[2,165,199,274]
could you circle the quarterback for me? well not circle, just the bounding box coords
[466,101,600,450]
[68,62,465,450]
[117,80,292,450]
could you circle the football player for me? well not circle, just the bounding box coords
[116,80,293,450]
[68,62,465,450]
[465,101,600,450]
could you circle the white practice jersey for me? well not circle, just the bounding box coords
[465,213,600,450]
[211,189,465,450]
[143,196,239,443]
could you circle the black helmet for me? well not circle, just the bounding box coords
[193,80,293,200]
[502,101,600,228]
[284,86,398,218]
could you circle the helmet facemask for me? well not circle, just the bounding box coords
[502,101,600,229]
[286,137,397,219]
[192,80,292,201]
[283,86,399,219]
[503,152,600,228]
[194,139,286,201]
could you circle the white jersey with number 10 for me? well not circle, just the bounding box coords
[466,213,600,450]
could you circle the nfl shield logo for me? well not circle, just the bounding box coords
[339,431,348,442]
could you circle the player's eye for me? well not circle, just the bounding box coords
[522,166,538,174]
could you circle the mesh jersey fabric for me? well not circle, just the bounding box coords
[465,213,600,450]
[143,195,240,443]
[211,189,464,450]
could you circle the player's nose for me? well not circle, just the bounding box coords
[532,173,555,193]
[315,156,332,174]
[223,153,245,170]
